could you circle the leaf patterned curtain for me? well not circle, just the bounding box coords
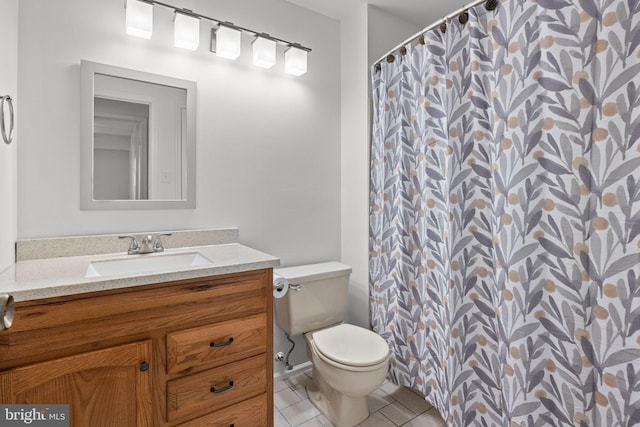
[369,0,640,425]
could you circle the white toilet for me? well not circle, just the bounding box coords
[274,262,390,427]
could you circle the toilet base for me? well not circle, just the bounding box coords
[306,367,369,427]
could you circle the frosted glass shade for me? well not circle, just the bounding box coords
[284,46,307,76]
[126,0,153,39]
[174,12,200,50]
[216,26,241,60]
[252,36,276,69]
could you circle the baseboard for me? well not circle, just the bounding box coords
[273,361,313,381]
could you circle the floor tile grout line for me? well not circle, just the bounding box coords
[379,409,404,427]
[275,407,294,427]
[277,370,443,427]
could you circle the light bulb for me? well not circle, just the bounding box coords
[284,46,307,76]
[126,0,153,39]
[174,11,200,50]
[215,25,242,60]
[252,36,276,69]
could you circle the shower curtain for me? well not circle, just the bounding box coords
[369,0,640,425]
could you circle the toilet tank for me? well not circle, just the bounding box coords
[274,262,352,336]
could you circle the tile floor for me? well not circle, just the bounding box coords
[274,370,447,427]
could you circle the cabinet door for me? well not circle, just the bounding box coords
[0,341,152,427]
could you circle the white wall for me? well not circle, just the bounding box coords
[340,5,419,329]
[340,4,370,328]
[17,0,340,376]
[0,0,18,272]
[17,0,341,264]
[15,0,424,373]
[367,6,421,66]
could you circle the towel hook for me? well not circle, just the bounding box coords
[1,95,15,145]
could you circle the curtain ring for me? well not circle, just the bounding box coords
[374,63,382,73]
[386,54,395,63]
[418,35,425,45]
[440,21,447,33]
[399,47,407,56]
[485,0,498,11]
[0,95,14,145]
[459,10,469,25]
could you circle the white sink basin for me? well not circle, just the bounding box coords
[85,252,214,278]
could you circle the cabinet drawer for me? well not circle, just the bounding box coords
[1,272,268,370]
[167,354,266,422]
[167,314,267,374]
[176,394,268,427]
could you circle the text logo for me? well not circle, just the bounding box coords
[0,405,69,426]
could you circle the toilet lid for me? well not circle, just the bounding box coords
[311,324,389,367]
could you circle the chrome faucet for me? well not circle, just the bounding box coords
[119,233,172,255]
[119,235,140,255]
[153,233,172,252]
[139,235,155,254]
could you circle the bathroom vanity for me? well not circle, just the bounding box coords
[0,230,278,427]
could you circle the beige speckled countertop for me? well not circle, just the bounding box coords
[0,243,280,302]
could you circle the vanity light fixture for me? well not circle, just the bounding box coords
[252,35,276,69]
[214,24,242,60]
[125,0,153,39]
[173,10,200,50]
[284,45,308,76]
[123,0,311,75]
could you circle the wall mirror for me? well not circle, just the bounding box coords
[80,60,196,210]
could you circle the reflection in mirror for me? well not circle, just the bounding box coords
[81,61,196,210]
[94,97,150,200]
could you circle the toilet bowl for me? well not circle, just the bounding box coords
[304,323,389,427]
[274,262,390,427]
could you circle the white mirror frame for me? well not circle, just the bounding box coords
[80,60,196,210]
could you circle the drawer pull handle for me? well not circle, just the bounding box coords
[210,337,234,348]
[210,381,234,394]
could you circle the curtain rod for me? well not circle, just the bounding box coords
[374,0,497,66]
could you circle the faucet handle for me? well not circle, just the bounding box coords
[119,235,140,255]
[153,233,172,252]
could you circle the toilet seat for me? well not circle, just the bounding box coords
[309,323,389,368]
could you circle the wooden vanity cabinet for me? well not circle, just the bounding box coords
[0,341,153,425]
[0,269,274,427]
